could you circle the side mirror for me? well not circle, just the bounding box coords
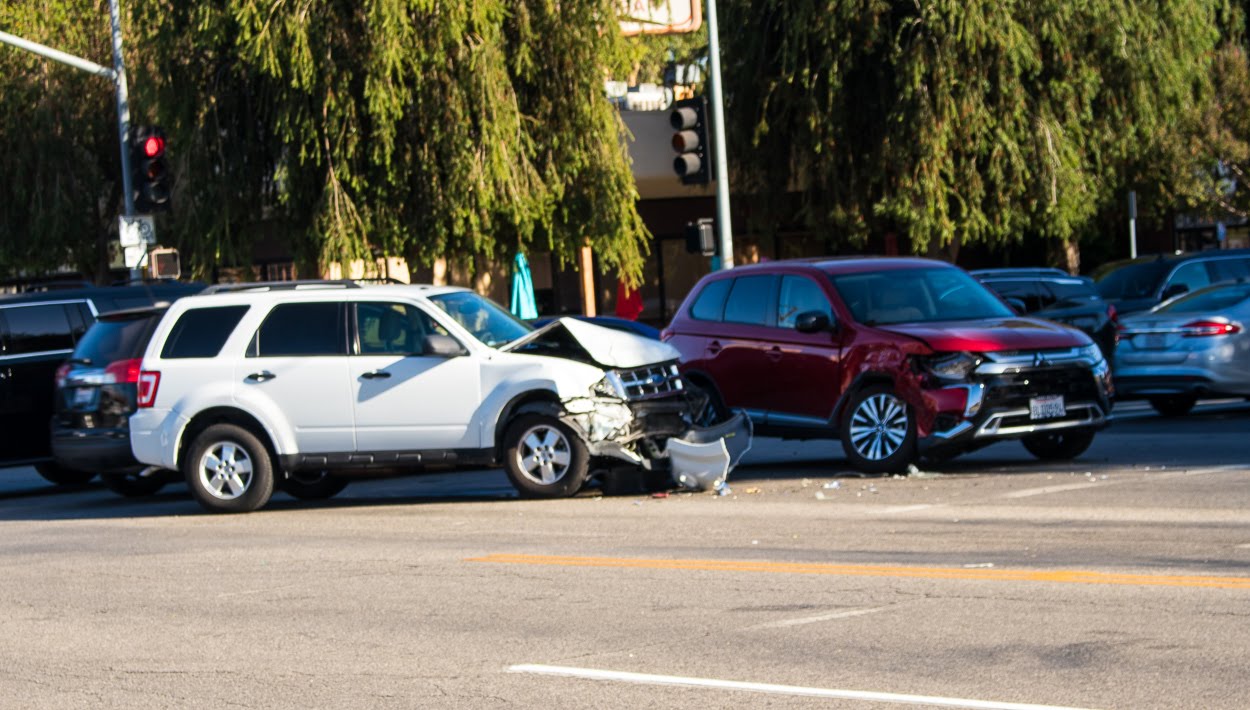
[1161,283,1188,301]
[794,311,834,334]
[423,334,466,357]
[1004,297,1027,315]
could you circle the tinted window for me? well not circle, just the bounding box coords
[777,276,833,328]
[983,281,1046,313]
[723,275,775,326]
[2,304,75,355]
[252,302,345,357]
[690,279,731,321]
[831,268,1012,325]
[1167,261,1212,295]
[161,306,250,359]
[1046,280,1098,303]
[1210,257,1250,282]
[355,302,452,355]
[1096,261,1170,300]
[74,315,158,364]
[1156,283,1250,313]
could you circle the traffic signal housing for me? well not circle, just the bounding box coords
[130,126,171,213]
[147,247,181,279]
[669,97,710,185]
[685,218,716,255]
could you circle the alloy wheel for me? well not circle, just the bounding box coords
[514,425,573,485]
[197,441,255,500]
[848,393,909,461]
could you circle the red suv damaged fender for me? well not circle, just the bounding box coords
[663,258,1113,473]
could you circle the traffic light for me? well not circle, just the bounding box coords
[148,247,181,279]
[669,97,710,185]
[130,126,171,213]
[685,218,716,255]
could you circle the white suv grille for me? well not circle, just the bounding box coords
[610,363,684,400]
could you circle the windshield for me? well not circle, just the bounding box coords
[428,291,532,347]
[830,267,1013,325]
[1156,283,1250,314]
[1096,261,1170,300]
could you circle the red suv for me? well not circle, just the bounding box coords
[664,258,1113,472]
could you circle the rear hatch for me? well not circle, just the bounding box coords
[54,308,165,430]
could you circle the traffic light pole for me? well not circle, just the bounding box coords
[705,0,734,270]
[109,0,135,217]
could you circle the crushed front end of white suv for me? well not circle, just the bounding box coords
[126,283,750,513]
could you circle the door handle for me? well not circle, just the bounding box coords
[766,346,783,361]
[707,340,722,356]
[360,371,392,380]
[245,371,276,382]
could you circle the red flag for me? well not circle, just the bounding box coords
[615,279,644,321]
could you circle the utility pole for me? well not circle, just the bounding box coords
[705,0,734,269]
[109,0,134,217]
[1128,190,1138,260]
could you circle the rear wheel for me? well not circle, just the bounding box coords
[1148,395,1197,417]
[183,424,274,513]
[279,471,349,500]
[34,462,96,486]
[1022,429,1096,461]
[502,414,589,498]
[840,385,917,474]
[101,472,168,497]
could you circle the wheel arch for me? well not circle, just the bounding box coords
[831,371,898,428]
[177,407,281,473]
[492,390,564,459]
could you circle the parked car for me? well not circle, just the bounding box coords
[128,281,749,513]
[0,282,203,484]
[530,315,661,340]
[1114,280,1250,416]
[975,271,1118,361]
[1095,249,1250,315]
[664,258,1113,472]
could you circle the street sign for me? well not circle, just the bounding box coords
[118,214,155,247]
[619,0,702,36]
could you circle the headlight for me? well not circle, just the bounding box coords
[593,372,628,399]
[923,352,981,383]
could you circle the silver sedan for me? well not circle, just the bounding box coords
[1114,281,1250,416]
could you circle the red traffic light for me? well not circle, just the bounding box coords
[142,135,165,158]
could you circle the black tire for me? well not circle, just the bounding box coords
[502,413,589,498]
[1148,395,1197,417]
[689,378,730,427]
[182,423,275,513]
[279,471,349,500]
[34,462,96,486]
[839,384,917,474]
[101,472,168,497]
[1021,429,1096,461]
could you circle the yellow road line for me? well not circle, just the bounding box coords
[467,554,1250,590]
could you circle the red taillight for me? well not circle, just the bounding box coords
[1180,320,1242,337]
[55,362,72,388]
[136,370,161,408]
[1107,304,1118,323]
[104,358,143,384]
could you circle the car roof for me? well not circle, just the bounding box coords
[703,256,953,279]
[979,276,1092,285]
[182,281,472,303]
[0,282,202,307]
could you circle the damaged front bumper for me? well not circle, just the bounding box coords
[559,391,752,491]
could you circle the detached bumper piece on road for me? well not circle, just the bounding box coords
[666,411,752,492]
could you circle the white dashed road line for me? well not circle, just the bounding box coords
[510,664,1103,710]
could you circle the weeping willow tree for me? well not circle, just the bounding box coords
[1,0,649,281]
[722,0,1221,266]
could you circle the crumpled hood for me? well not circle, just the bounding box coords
[878,317,1091,353]
[502,317,680,368]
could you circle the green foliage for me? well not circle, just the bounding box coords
[722,0,1221,259]
[0,0,649,282]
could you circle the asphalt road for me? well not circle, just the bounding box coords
[1,400,1248,709]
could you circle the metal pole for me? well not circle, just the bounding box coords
[109,0,134,218]
[1128,190,1137,260]
[705,0,734,270]
[0,31,116,79]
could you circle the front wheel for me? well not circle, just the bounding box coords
[183,424,275,513]
[1148,395,1197,417]
[840,385,917,474]
[279,471,349,500]
[1021,429,1096,461]
[502,414,589,498]
[34,462,96,486]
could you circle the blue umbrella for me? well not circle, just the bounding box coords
[510,252,538,319]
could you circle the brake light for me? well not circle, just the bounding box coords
[1180,320,1242,337]
[104,358,143,384]
[136,370,161,408]
[1107,304,1118,323]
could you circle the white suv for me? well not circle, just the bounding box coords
[128,281,749,512]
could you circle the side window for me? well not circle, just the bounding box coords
[1167,261,1212,294]
[1,304,75,355]
[723,275,776,326]
[251,302,346,357]
[987,281,1045,312]
[777,275,834,329]
[161,306,251,359]
[1211,258,1250,282]
[355,302,451,356]
[690,279,731,322]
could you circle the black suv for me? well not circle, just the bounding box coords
[0,282,203,484]
[1095,249,1250,315]
[974,270,1118,361]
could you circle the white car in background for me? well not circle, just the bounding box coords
[128,281,749,513]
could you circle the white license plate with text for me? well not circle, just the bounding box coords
[1029,395,1066,420]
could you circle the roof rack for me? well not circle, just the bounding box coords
[201,279,362,295]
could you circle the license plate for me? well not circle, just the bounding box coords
[73,387,94,406]
[1029,395,1066,420]
[1138,333,1169,349]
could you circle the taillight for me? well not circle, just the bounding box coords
[1180,320,1242,337]
[104,358,143,384]
[55,362,72,388]
[1107,304,1118,323]
[137,370,161,408]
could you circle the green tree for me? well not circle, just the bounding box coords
[722,0,1220,268]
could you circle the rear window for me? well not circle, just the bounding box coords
[74,314,159,364]
[1156,283,1250,313]
[251,302,346,357]
[689,279,731,321]
[161,306,250,359]
[1,304,76,354]
[1096,261,1170,300]
[1045,280,1098,303]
